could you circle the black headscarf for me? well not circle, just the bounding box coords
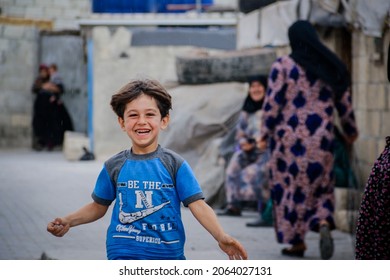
[242,75,267,113]
[387,41,390,82]
[288,20,350,98]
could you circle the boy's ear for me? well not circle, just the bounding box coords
[161,114,170,130]
[118,117,125,131]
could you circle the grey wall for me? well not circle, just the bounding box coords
[40,32,88,134]
[131,27,236,50]
[0,24,39,148]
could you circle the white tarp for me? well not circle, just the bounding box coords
[347,0,390,37]
[158,82,247,203]
[237,0,390,49]
[237,0,298,49]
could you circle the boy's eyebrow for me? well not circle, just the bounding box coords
[125,107,159,113]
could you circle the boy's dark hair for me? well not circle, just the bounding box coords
[110,78,172,118]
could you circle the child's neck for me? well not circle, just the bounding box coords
[131,144,159,155]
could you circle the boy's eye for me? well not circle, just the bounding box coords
[128,113,138,118]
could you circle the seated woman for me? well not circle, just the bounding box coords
[218,75,271,226]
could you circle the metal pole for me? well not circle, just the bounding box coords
[196,0,201,13]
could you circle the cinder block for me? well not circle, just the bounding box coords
[387,84,390,110]
[352,32,370,57]
[335,187,348,210]
[366,111,381,136]
[354,109,366,135]
[334,209,359,233]
[63,130,90,161]
[355,138,377,164]
[353,83,368,110]
[334,188,362,234]
[366,84,386,110]
[11,113,30,127]
[352,55,369,83]
[381,112,390,138]
[3,25,25,39]
[369,62,386,83]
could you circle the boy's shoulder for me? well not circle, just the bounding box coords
[158,146,184,161]
[104,146,185,166]
[105,149,127,162]
[103,147,187,185]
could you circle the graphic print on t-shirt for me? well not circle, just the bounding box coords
[113,179,180,245]
[118,192,170,224]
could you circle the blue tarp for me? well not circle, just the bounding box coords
[92,0,213,13]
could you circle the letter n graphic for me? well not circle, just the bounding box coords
[135,190,153,209]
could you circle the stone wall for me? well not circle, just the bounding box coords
[352,30,390,188]
[1,0,91,30]
[0,0,91,148]
[0,23,39,147]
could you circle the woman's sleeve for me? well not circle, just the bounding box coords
[32,79,41,94]
[260,59,286,141]
[335,88,358,138]
[235,112,247,143]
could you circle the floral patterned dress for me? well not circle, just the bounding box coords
[225,110,270,207]
[355,136,390,259]
[260,56,358,245]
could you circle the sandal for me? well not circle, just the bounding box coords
[281,243,306,257]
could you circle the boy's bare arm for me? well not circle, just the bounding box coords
[188,200,248,260]
[47,201,108,237]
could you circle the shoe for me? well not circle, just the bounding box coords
[281,247,305,257]
[217,207,241,216]
[246,217,272,227]
[319,224,334,260]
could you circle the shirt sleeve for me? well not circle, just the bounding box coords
[91,166,116,206]
[175,161,204,207]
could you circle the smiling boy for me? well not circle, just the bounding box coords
[47,78,247,260]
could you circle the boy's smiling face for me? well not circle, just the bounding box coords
[118,94,169,154]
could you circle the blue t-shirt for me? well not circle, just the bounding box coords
[92,145,204,260]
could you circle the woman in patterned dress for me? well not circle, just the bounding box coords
[355,137,390,259]
[219,76,270,217]
[259,20,358,259]
[355,43,390,260]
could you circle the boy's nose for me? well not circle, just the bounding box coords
[137,115,147,124]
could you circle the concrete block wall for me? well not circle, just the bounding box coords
[352,30,390,188]
[0,0,239,150]
[1,0,91,30]
[0,23,39,147]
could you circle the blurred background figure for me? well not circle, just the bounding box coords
[31,63,73,151]
[48,63,64,96]
[355,42,390,260]
[218,75,271,227]
[259,20,358,259]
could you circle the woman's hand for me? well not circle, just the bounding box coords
[257,139,267,151]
